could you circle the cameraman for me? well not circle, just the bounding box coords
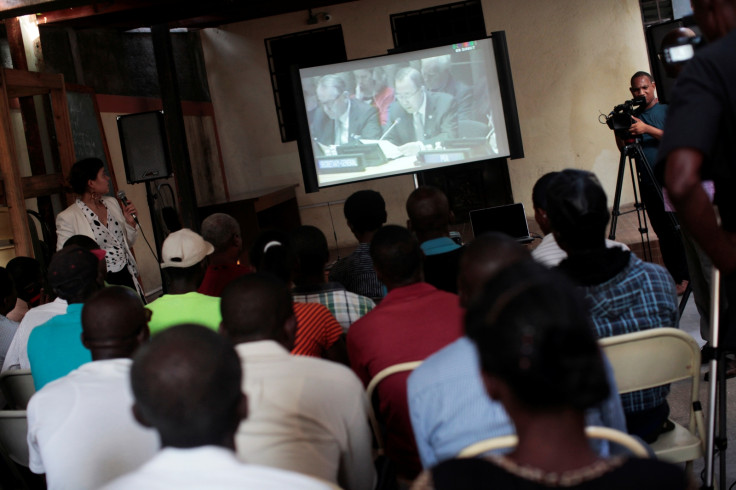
[615,72,690,294]
[661,0,736,347]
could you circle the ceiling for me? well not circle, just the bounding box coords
[3,0,355,30]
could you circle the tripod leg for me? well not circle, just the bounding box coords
[609,148,629,240]
[705,268,720,489]
[627,153,653,262]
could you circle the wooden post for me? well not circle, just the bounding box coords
[0,69,33,257]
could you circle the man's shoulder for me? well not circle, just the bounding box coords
[427,91,455,112]
[409,338,475,392]
[268,351,365,395]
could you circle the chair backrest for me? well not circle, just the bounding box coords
[0,370,36,410]
[458,426,650,459]
[598,327,700,394]
[366,361,422,452]
[0,410,30,466]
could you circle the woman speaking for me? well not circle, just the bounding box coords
[56,158,142,296]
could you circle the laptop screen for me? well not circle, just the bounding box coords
[469,203,531,241]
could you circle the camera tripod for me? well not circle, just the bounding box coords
[609,138,691,314]
[609,138,675,260]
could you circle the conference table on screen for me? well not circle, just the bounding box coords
[317,155,424,186]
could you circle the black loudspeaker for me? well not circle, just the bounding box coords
[117,111,172,184]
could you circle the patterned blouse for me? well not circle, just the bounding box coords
[76,199,137,277]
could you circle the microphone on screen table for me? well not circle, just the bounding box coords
[379,117,401,141]
[117,190,139,226]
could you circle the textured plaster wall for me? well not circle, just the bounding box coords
[200,0,651,247]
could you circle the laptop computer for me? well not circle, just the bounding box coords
[469,203,536,244]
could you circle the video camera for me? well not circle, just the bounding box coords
[602,95,647,138]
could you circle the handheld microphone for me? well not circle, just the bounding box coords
[117,190,139,225]
[379,117,401,141]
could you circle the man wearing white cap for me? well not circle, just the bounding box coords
[147,229,220,335]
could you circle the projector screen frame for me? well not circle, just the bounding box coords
[292,31,523,193]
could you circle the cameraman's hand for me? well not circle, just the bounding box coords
[628,116,649,136]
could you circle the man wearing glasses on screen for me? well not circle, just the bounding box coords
[311,74,382,148]
[385,67,458,157]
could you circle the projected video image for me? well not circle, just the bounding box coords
[297,38,512,189]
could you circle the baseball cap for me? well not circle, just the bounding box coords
[160,229,214,269]
[48,245,100,292]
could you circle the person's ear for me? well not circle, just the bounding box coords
[283,315,297,351]
[138,323,150,345]
[132,402,153,428]
[481,372,504,402]
[449,210,456,225]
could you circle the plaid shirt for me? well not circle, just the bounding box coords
[328,243,385,300]
[582,254,679,413]
[292,282,376,332]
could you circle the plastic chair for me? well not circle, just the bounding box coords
[0,410,30,466]
[599,327,706,470]
[0,370,36,409]
[458,426,650,459]
[366,361,422,453]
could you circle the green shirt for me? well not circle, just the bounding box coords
[146,292,221,335]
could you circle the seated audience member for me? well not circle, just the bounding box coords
[530,172,628,267]
[27,246,105,389]
[147,229,221,334]
[385,67,458,156]
[251,231,345,361]
[2,256,66,372]
[311,74,382,146]
[28,287,158,489]
[420,55,473,122]
[0,268,19,368]
[548,169,678,443]
[6,256,44,322]
[347,225,464,479]
[198,213,253,297]
[408,234,626,469]
[102,324,332,490]
[411,264,692,490]
[291,225,375,331]
[353,66,394,126]
[406,186,463,293]
[221,274,374,490]
[329,190,387,300]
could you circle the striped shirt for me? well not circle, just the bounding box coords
[291,302,343,358]
[292,283,375,332]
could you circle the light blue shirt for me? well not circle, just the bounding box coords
[420,237,461,257]
[407,336,628,468]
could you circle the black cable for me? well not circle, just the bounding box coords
[137,225,159,263]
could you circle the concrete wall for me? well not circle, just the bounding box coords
[201,0,651,247]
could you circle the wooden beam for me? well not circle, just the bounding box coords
[0,70,33,257]
[5,68,65,91]
[20,173,65,198]
[50,75,76,206]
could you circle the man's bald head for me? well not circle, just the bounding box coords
[81,286,149,360]
[406,186,452,243]
[131,324,245,449]
[220,273,295,347]
[458,233,532,308]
